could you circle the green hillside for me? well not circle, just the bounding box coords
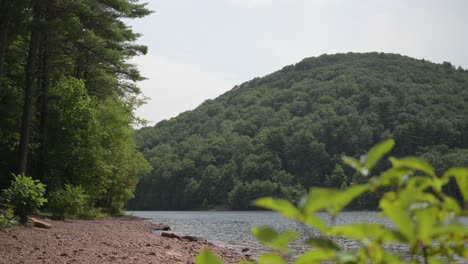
[129,52,468,210]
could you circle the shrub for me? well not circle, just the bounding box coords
[196,140,468,263]
[48,185,89,220]
[0,207,16,229]
[3,174,47,224]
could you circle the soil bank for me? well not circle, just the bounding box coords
[0,217,246,263]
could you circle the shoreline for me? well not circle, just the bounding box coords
[0,216,246,263]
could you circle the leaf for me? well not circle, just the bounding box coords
[365,139,395,172]
[413,208,437,245]
[378,167,413,186]
[304,238,341,251]
[251,226,298,252]
[328,224,405,244]
[389,157,435,177]
[443,167,468,202]
[427,257,446,264]
[258,253,286,264]
[335,252,359,263]
[440,195,461,215]
[195,249,224,264]
[380,199,414,241]
[295,249,335,264]
[342,156,362,172]
[304,214,327,233]
[377,252,406,264]
[305,185,369,216]
[255,198,302,220]
[429,223,468,238]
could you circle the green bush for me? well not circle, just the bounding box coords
[3,174,47,224]
[196,140,468,263]
[48,185,89,220]
[0,208,16,229]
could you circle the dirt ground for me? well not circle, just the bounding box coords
[0,217,246,264]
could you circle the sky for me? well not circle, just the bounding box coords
[129,0,468,125]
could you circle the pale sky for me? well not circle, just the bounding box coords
[130,0,468,125]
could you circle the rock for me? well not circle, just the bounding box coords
[147,252,156,256]
[161,232,181,239]
[181,235,202,242]
[154,225,171,231]
[29,217,52,229]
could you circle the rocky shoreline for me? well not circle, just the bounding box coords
[0,216,246,263]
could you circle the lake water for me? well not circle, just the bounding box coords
[129,211,468,258]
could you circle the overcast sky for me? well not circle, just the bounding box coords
[129,0,468,125]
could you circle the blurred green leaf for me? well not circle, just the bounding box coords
[305,185,369,216]
[295,249,335,264]
[430,223,468,238]
[328,224,405,244]
[335,251,359,263]
[304,238,341,251]
[365,139,395,172]
[255,198,302,220]
[427,257,446,264]
[342,156,362,172]
[390,157,435,177]
[378,167,413,186]
[443,167,468,201]
[252,226,299,252]
[195,249,223,264]
[414,208,437,245]
[258,253,286,264]
[440,195,461,215]
[304,214,327,233]
[380,199,414,241]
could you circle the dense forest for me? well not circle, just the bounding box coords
[0,0,151,215]
[129,53,468,210]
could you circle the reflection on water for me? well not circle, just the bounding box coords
[129,211,468,258]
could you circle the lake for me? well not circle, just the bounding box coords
[129,211,466,258]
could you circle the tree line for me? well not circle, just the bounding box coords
[129,53,468,210]
[0,0,151,215]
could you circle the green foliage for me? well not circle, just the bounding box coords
[47,185,89,220]
[93,98,152,215]
[0,0,151,217]
[196,140,468,263]
[131,53,468,210]
[0,208,16,229]
[251,226,299,252]
[196,249,224,264]
[3,175,47,224]
[45,77,151,215]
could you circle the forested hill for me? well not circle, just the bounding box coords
[129,52,468,210]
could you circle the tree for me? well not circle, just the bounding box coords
[131,53,468,210]
[1,0,152,215]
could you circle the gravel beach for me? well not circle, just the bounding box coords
[0,216,245,263]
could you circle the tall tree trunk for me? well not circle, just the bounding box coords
[0,17,9,94]
[18,9,41,175]
[37,34,49,181]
